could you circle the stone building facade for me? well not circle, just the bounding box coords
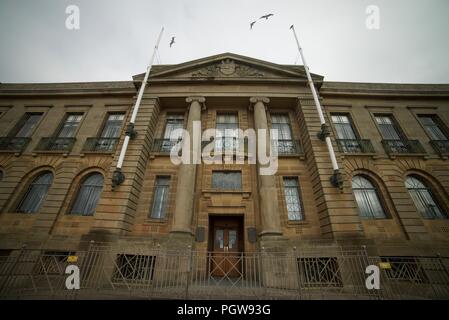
[1,52,449,270]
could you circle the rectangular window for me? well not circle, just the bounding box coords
[331,114,358,140]
[418,115,448,141]
[101,113,125,138]
[161,114,184,152]
[375,114,410,153]
[283,177,303,221]
[212,171,242,190]
[57,113,83,138]
[271,114,293,140]
[216,113,239,152]
[271,114,296,154]
[150,176,170,219]
[375,115,403,140]
[332,113,364,153]
[11,113,43,138]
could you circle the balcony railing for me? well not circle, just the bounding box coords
[152,137,304,157]
[272,139,304,156]
[151,138,182,153]
[429,140,449,156]
[381,139,425,155]
[35,137,76,152]
[0,137,31,152]
[336,139,375,154]
[82,137,119,153]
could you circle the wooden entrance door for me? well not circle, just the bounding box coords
[210,217,242,278]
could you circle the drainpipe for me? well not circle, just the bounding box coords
[112,27,164,189]
[290,25,343,189]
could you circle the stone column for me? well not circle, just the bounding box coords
[170,96,205,235]
[250,97,283,237]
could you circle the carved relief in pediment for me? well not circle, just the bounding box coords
[191,59,264,78]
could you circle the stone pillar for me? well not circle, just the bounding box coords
[170,96,205,236]
[250,97,283,237]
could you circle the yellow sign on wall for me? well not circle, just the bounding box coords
[67,256,78,263]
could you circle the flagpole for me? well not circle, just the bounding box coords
[290,25,342,188]
[112,27,165,189]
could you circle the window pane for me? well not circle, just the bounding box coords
[375,115,401,140]
[215,229,224,249]
[405,176,446,219]
[58,114,83,138]
[216,114,238,152]
[70,173,103,216]
[418,116,447,141]
[212,171,242,190]
[271,114,293,140]
[352,175,386,218]
[228,230,237,249]
[15,113,42,138]
[101,113,125,138]
[17,172,53,213]
[283,177,303,221]
[163,114,184,139]
[331,114,357,140]
[150,177,170,219]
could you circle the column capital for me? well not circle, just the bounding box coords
[186,96,206,111]
[186,96,206,104]
[249,96,270,105]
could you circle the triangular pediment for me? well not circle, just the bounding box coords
[133,52,323,83]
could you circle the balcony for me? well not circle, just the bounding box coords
[35,137,76,152]
[381,139,425,156]
[272,139,304,156]
[0,137,31,152]
[151,138,182,154]
[82,137,119,153]
[429,140,449,156]
[336,139,375,154]
[200,137,240,155]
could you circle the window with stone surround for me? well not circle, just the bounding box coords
[405,175,446,219]
[283,177,303,221]
[16,171,53,214]
[352,175,386,219]
[69,173,104,216]
[150,176,171,219]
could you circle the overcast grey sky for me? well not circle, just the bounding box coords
[0,0,448,84]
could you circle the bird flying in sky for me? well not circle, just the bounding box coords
[169,36,175,48]
[250,21,256,30]
[259,13,274,20]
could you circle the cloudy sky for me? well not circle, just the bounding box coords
[1,0,448,84]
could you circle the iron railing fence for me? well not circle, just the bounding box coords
[0,137,31,152]
[429,140,449,156]
[35,137,76,152]
[0,245,448,300]
[381,139,425,155]
[336,139,375,154]
[82,137,119,153]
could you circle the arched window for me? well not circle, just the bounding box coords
[70,173,104,216]
[405,176,446,219]
[17,171,53,213]
[352,175,386,219]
